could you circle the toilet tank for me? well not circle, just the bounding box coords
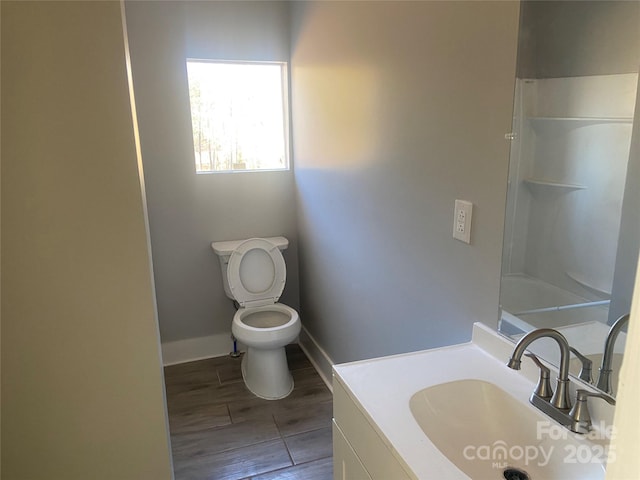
[211,236,289,300]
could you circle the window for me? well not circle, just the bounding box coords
[186,60,289,173]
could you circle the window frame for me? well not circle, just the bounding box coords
[185,59,291,174]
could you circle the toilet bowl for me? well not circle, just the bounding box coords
[233,303,300,399]
[211,237,301,400]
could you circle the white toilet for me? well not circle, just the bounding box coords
[211,236,301,400]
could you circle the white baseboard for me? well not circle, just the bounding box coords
[161,326,335,395]
[161,333,236,366]
[298,325,334,392]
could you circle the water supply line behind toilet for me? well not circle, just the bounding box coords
[230,299,242,357]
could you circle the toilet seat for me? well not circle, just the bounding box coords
[233,303,300,349]
[227,238,286,308]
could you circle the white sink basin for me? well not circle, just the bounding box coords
[410,379,608,479]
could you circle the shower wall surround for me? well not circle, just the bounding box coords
[502,73,638,324]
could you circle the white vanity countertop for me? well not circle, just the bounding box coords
[332,323,614,479]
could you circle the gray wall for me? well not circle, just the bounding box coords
[1,2,172,477]
[290,1,520,363]
[518,1,640,79]
[125,1,299,344]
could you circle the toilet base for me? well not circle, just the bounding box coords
[241,346,294,400]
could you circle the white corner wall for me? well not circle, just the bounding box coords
[290,1,520,363]
[611,76,640,322]
[607,258,640,476]
[1,2,172,478]
[606,78,640,477]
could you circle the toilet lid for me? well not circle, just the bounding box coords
[227,238,286,308]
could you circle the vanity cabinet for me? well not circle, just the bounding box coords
[333,375,413,480]
[333,422,372,480]
[331,324,615,480]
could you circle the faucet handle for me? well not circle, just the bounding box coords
[569,347,593,384]
[569,389,616,434]
[525,353,553,400]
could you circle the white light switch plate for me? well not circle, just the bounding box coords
[453,200,473,244]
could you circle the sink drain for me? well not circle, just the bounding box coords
[503,467,530,480]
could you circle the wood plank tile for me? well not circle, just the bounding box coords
[284,427,333,465]
[229,383,332,423]
[166,383,218,413]
[291,367,327,388]
[165,355,234,379]
[173,439,292,480]
[165,345,333,480]
[250,457,333,480]
[164,368,221,393]
[171,418,281,462]
[167,378,254,414]
[273,400,333,437]
[286,344,313,371]
[217,360,244,385]
[168,402,231,435]
[208,379,257,405]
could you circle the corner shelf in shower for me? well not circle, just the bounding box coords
[565,271,611,298]
[527,116,633,132]
[523,178,587,194]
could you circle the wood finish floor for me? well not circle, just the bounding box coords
[164,345,333,480]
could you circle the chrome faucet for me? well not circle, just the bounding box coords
[569,346,593,384]
[568,389,615,434]
[507,328,572,410]
[507,328,617,434]
[596,313,630,394]
[506,328,583,431]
